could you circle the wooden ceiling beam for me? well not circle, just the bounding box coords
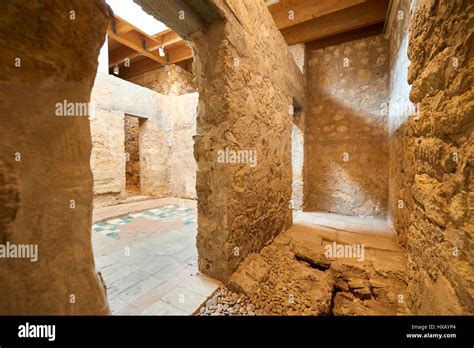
[107,16,167,65]
[113,20,134,35]
[107,14,193,69]
[109,40,193,68]
[115,54,194,80]
[280,0,389,45]
[167,43,193,65]
[117,57,162,79]
[269,0,366,30]
[306,22,384,51]
[175,58,193,73]
[161,31,184,47]
[149,31,184,50]
[153,28,173,37]
[109,45,139,67]
[108,29,166,65]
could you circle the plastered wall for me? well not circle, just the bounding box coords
[90,73,198,207]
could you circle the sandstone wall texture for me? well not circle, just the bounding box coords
[305,35,390,216]
[191,0,304,282]
[135,0,305,282]
[388,0,473,314]
[289,44,305,73]
[89,108,126,205]
[128,63,196,95]
[90,73,198,207]
[0,0,110,314]
[124,115,141,192]
[168,96,198,199]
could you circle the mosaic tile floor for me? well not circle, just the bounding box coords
[93,204,196,239]
[92,198,220,315]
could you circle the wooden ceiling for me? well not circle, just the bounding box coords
[266,0,390,45]
[107,15,193,79]
[109,1,390,78]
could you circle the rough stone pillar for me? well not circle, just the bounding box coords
[401,0,473,314]
[136,0,304,282]
[0,0,110,314]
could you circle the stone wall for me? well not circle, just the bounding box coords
[128,63,196,95]
[289,44,305,73]
[89,108,126,205]
[168,96,198,198]
[290,44,305,211]
[191,0,304,282]
[388,0,473,314]
[387,0,415,241]
[305,35,390,216]
[292,110,305,211]
[0,0,110,314]
[136,0,305,282]
[90,73,198,207]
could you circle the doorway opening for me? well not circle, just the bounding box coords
[124,114,143,196]
[89,0,220,316]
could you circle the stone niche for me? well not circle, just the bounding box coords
[0,0,110,314]
[305,35,390,217]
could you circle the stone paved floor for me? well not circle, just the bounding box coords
[92,198,220,315]
[294,211,395,236]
